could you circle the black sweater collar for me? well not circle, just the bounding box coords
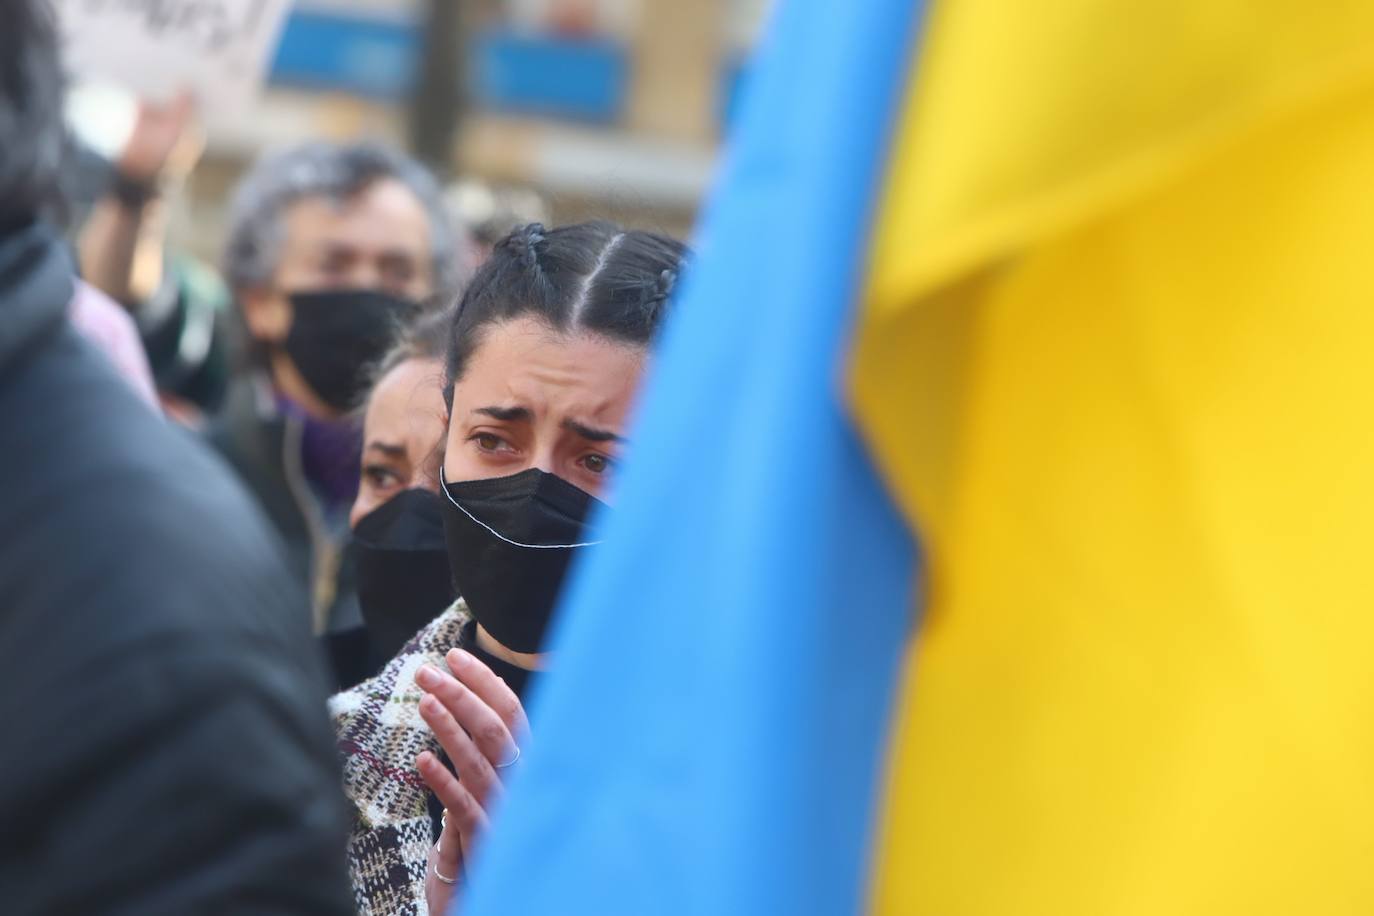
[459,617,536,701]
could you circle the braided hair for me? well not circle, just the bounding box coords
[443,220,688,406]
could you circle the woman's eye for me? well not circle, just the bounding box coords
[363,465,400,489]
[473,433,505,452]
[582,453,613,475]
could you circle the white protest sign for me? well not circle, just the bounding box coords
[52,0,293,115]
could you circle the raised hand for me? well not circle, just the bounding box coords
[415,648,529,912]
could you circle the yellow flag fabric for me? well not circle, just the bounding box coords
[851,3,1374,913]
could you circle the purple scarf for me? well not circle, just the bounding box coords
[276,394,361,509]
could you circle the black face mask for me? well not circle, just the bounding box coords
[283,289,420,411]
[440,468,606,654]
[353,488,455,662]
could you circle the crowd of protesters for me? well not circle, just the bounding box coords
[0,2,689,913]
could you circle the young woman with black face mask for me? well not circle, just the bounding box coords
[322,307,456,690]
[330,221,688,915]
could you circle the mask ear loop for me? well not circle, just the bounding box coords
[440,467,604,550]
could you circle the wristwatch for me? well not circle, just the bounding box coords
[107,169,159,210]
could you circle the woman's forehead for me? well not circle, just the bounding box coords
[365,358,447,444]
[456,318,645,420]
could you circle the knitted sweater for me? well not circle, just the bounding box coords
[331,600,470,915]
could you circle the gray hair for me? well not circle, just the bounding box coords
[0,0,66,227]
[222,141,462,300]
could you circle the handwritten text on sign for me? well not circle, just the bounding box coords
[53,0,292,113]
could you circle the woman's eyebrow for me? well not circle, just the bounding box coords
[562,418,624,443]
[365,441,407,458]
[473,405,532,422]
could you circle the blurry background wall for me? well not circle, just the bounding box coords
[68,0,773,264]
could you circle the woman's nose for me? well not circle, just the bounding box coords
[527,446,557,475]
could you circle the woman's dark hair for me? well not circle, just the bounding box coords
[364,303,455,406]
[443,221,689,406]
[352,304,456,471]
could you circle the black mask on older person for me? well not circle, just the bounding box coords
[284,289,419,412]
[439,468,606,655]
[353,488,455,662]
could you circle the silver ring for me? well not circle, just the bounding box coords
[495,744,521,769]
[432,846,458,886]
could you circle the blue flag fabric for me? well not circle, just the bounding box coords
[463,2,923,913]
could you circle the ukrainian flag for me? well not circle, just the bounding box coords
[467,1,1374,913]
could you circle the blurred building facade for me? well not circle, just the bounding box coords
[169,0,771,262]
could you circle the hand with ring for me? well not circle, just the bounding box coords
[416,648,529,913]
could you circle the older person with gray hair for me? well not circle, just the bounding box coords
[209,141,464,640]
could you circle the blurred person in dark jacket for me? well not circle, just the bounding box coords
[0,2,354,912]
[211,141,465,636]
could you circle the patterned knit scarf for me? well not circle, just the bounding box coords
[331,601,471,915]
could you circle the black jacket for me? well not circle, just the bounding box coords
[0,223,353,914]
[208,377,360,637]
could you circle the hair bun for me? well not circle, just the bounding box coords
[503,223,547,268]
[656,268,677,300]
[640,266,680,324]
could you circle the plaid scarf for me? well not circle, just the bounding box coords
[331,601,470,915]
